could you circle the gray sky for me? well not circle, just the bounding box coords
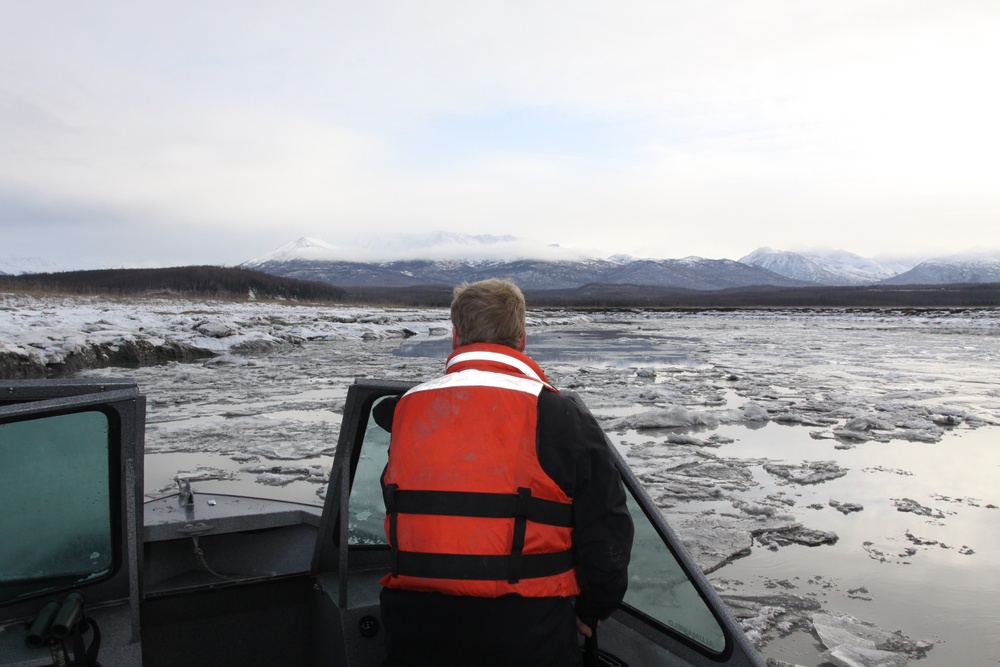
[2,1,998,270]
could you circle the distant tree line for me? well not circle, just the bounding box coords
[0,266,347,302]
[338,282,999,309]
[2,267,997,309]
[341,284,456,307]
[521,282,1000,309]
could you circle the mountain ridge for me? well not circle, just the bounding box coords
[6,234,1000,289]
[242,236,1000,290]
[246,255,812,291]
[738,247,899,285]
[882,258,1000,285]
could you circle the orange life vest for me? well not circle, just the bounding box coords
[381,344,580,598]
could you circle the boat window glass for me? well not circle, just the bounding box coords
[347,396,391,546]
[622,487,726,653]
[0,410,115,603]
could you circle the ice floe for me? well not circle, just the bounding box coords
[764,460,849,485]
[812,611,932,667]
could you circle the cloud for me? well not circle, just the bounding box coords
[1,1,998,268]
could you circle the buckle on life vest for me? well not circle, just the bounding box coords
[508,487,531,583]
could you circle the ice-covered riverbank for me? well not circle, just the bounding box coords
[0,294,454,378]
[3,293,999,666]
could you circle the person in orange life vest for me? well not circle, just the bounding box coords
[376,279,633,667]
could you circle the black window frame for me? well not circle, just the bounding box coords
[0,381,143,624]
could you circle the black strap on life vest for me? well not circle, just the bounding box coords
[393,550,575,581]
[508,487,531,583]
[384,487,573,526]
[384,484,575,582]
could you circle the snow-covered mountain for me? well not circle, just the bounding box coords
[9,235,998,290]
[243,234,585,266]
[243,236,807,290]
[738,247,1000,286]
[738,247,901,285]
[240,236,1000,290]
[245,237,344,264]
[881,257,1000,285]
[247,255,808,290]
[0,257,67,275]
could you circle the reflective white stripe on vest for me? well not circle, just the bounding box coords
[446,350,546,384]
[406,368,545,397]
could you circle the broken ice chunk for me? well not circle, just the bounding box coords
[820,644,909,667]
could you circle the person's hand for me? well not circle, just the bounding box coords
[575,616,602,637]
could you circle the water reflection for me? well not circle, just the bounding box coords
[394,328,700,368]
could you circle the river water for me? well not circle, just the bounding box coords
[57,304,999,666]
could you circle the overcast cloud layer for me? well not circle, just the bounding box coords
[2,1,998,270]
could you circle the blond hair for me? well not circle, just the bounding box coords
[450,279,526,349]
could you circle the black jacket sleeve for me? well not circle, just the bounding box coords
[536,389,634,627]
[373,395,399,432]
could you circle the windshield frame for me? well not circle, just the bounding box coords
[0,382,143,622]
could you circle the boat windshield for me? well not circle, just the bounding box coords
[0,410,116,604]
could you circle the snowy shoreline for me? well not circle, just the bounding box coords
[0,294,450,379]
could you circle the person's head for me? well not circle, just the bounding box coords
[450,279,526,350]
